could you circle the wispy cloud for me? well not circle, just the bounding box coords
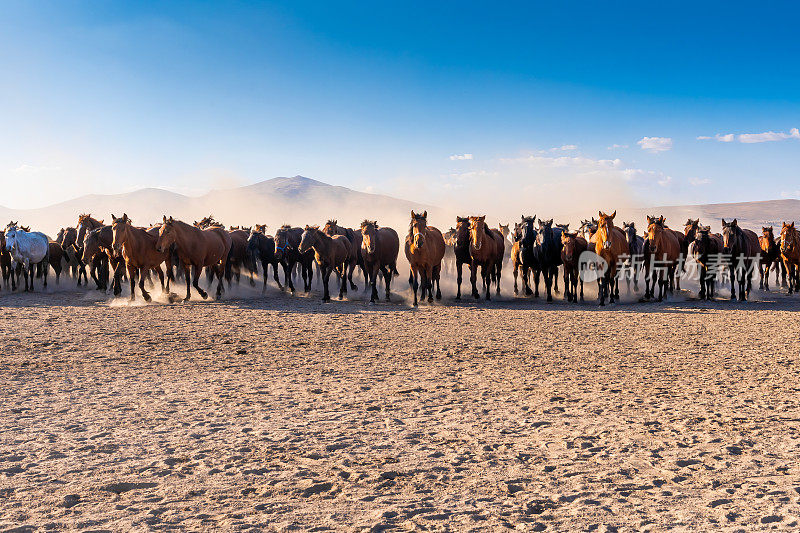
[689,177,711,186]
[549,144,577,152]
[697,133,735,142]
[449,153,474,160]
[607,143,629,150]
[637,136,673,153]
[698,128,800,144]
[11,164,62,173]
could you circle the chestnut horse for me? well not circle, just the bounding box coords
[594,211,628,305]
[645,216,681,302]
[468,216,504,300]
[298,226,351,301]
[721,219,760,301]
[360,220,400,302]
[112,214,173,301]
[405,211,445,306]
[561,231,587,303]
[156,216,231,301]
[780,222,800,294]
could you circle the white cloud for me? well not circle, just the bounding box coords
[689,177,711,186]
[697,133,735,142]
[11,164,62,173]
[548,144,578,152]
[449,153,473,160]
[739,128,800,143]
[698,128,799,144]
[607,144,629,150]
[637,136,673,153]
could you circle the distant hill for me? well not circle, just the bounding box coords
[1,176,797,236]
[0,176,441,236]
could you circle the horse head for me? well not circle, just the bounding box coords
[597,210,617,250]
[721,218,739,254]
[111,213,132,253]
[781,222,797,254]
[409,211,428,249]
[299,225,320,254]
[468,216,486,250]
[561,231,580,262]
[360,220,379,254]
[156,216,177,253]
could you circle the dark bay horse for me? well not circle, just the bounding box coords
[595,211,627,305]
[298,226,351,301]
[48,241,64,284]
[721,218,760,301]
[156,216,231,301]
[453,217,473,299]
[246,230,283,293]
[111,214,172,301]
[57,227,86,284]
[323,220,363,291]
[274,225,315,293]
[780,222,800,294]
[405,211,445,306]
[561,231,587,302]
[758,226,782,291]
[622,221,644,292]
[0,230,13,290]
[468,216,504,300]
[517,216,539,297]
[360,220,400,302]
[691,226,723,300]
[226,229,255,287]
[532,218,562,302]
[80,226,123,293]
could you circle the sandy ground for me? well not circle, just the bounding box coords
[2,275,800,532]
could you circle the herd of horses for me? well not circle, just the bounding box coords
[1,210,799,306]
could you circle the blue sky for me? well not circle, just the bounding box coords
[2,1,799,210]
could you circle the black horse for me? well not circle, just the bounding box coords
[518,216,539,297]
[622,222,644,292]
[691,226,722,300]
[246,231,283,293]
[274,225,315,293]
[532,218,562,302]
[453,216,473,299]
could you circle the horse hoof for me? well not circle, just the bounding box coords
[183,297,191,302]
[144,295,152,303]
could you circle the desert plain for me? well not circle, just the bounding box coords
[1,283,800,532]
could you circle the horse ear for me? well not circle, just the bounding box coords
[521,215,525,222]
[647,216,653,224]
[411,210,416,218]
[123,213,128,221]
[99,220,104,224]
[479,215,485,222]
[163,215,167,223]
[111,214,116,220]
[422,211,427,219]
[610,211,616,219]
[721,218,726,226]
[169,216,174,223]
[732,218,737,226]
[598,211,605,218]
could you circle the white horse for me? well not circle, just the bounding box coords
[5,224,49,291]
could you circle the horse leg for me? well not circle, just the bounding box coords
[137,267,151,302]
[381,265,392,301]
[544,268,552,302]
[513,262,519,295]
[456,261,463,300]
[495,261,502,295]
[127,265,137,300]
[215,262,226,299]
[318,265,330,301]
[410,267,419,306]
[470,262,479,299]
[759,262,765,290]
[348,259,357,291]
[483,264,491,301]
[533,270,541,298]
[424,267,434,303]
[729,264,736,300]
[339,261,349,300]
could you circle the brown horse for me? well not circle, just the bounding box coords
[510,222,524,294]
[780,222,800,294]
[112,214,173,301]
[80,225,125,293]
[47,241,64,284]
[323,220,363,291]
[298,226,351,301]
[468,216,504,300]
[594,211,628,305]
[453,217,473,299]
[561,231,587,302]
[405,211,445,306]
[360,220,400,302]
[156,216,231,301]
[645,216,681,301]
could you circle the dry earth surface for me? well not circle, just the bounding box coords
[2,282,800,532]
